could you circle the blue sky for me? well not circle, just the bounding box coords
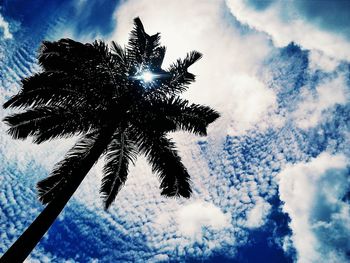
[0,0,349,262]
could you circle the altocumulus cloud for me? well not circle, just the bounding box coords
[292,73,349,130]
[176,201,230,239]
[244,197,271,229]
[0,12,12,39]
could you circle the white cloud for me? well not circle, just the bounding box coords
[244,197,271,228]
[0,13,13,39]
[176,200,230,239]
[224,74,280,136]
[226,0,350,61]
[149,254,169,262]
[278,153,350,263]
[308,50,339,73]
[293,75,348,129]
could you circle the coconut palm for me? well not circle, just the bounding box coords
[1,18,219,262]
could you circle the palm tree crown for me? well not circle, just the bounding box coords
[4,17,219,210]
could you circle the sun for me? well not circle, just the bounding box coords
[140,71,154,82]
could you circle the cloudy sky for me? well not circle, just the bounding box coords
[1,0,349,262]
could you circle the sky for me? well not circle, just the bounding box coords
[0,0,349,262]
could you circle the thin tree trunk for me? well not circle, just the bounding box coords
[1,127,115,263]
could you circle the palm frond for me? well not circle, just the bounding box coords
[3,70,105,111]
[127,17,161,65]
[21,71,67,92]
[174,101,220,136]
[32,121,91,144]
[3,106,92,142]
[38,38,96,72]
[149,46,166,69]
[101,130,137,209]
[111,41,126,61]
[38,39,121,99]
[135,96,220,136]
[152,51,202,95]
[92,40,115,72]
[92,40,128,99]
[181,51,203,69]
[136,132,192,198]
[3,88,84,109]
[37,132,99,204]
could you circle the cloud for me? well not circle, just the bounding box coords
[176,200,230,238]
[308,50,340,73]
[244,197,271,229]
[0,13,13,39]
[223,74,280,136]
[226,0,350,61]
[278,153,350,263]
[292,74,349,129]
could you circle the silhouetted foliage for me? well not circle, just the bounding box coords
[4,17,219,209]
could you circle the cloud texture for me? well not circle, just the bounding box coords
[0,0,349,262]
[278,153,350,263]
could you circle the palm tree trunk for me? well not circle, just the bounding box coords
[1,128,115,263]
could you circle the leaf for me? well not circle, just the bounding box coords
[136,132,192,198]
[3,106,92,142]
[127,17,161,65]
[37,132,99,204]
[100,129,137,209]
[134,96,220,136]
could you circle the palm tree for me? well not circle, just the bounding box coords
[1,18,219,262]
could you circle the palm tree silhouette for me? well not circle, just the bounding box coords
[1,18,219,262]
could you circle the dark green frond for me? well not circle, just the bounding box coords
[136,133,192,198]
[111,41,129,71]
[92,40,117,72]
[174,101,220,136]
[149,46,166,69]
[92,40,127,98]
[152,51,202,95]
[38,38,96,72]
[38,39,121,101]
[182,51,202,68]
[3,70,104,111]
[101,130,137,209]
[3,106,92,143]
[127,17,161,65]
[4,71,70,109]
[111,41,125,60]
[37,132,99,204]
[3,88,83,109]
[32,121,92,144]
[21,71,67,93]
[135,96,220,136]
